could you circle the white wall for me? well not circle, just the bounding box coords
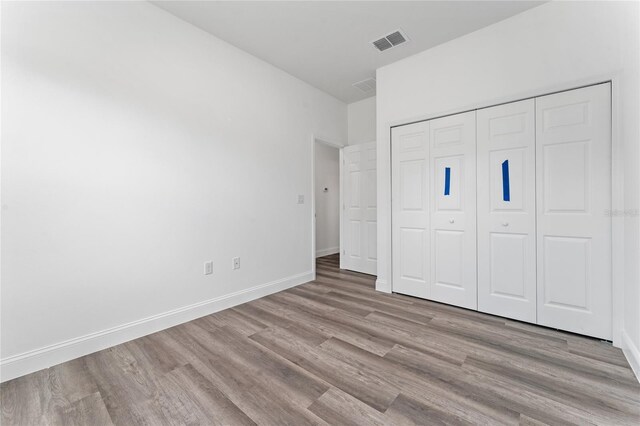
[376,1,639,371]
[1,1,346,381]
[314,143,340,257]
[620,0,640,378]
[347,96,376,145]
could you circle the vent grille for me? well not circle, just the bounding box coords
[352,78,376,94]
[372,38,393,52]
[372,29,408,52]
[386,31,406,46]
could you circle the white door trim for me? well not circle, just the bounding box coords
[382,74,624,347]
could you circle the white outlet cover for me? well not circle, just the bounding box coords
[298,195,304,204]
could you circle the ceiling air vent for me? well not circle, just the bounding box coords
[373,38,393,52]
[352,78,376,94]
[372,29,408,52]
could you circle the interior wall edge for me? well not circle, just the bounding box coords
[0,271,313,383]
[621,328,640,383]
[375,278,391,294]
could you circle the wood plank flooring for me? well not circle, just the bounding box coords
[2,253,639,425]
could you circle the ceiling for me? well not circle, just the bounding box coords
[153,1,544,103]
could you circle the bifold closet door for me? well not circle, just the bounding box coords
[536,83,612,340]
[477,99,537,322]
[392,122,429,299]
[429,111,477,309]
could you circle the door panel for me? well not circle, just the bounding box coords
[490,233,528,299]
[489,148,527,211]
[536,83,611,339]
[401,160,425,210]
[429,111,477,309]
[392,122,429,298]
[478,99,537,322]
[543,141,589,213]
[434,156,462,210]
[363,145,378,269]
[400,228,426,282]
[542,236,590,310]
[349,221,361,258]
[342,142,377,275]
[434,230,464,289]
[344,148,362,268]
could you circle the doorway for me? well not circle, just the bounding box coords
[314,140,341,259]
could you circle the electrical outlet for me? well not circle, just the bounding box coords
[297,194,304,204]
[204,261,213,275]
[232,257,240,270]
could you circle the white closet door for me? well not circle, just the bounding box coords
[477,99,537,322]
[536,83,611,339]
[342,142,377,275]
[429,111,477,309]
[392,122,429,298]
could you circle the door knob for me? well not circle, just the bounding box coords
[502,222,509,227]
[449,218,455,224]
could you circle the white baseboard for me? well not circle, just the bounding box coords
[0,271,313,383]
[315,246,339,258]
[621,328,640,383]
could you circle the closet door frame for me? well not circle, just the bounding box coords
[387,76,624,346]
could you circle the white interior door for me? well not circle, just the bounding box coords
[536,83,612,340]
[429,111,477,309]
[342,142,377,275]
[477,99,537,322]
[392,122,429,298]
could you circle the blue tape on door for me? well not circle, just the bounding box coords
[444,167,451,196]
[502,160,510,202]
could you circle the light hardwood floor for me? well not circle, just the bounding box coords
[2,254,639,425]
